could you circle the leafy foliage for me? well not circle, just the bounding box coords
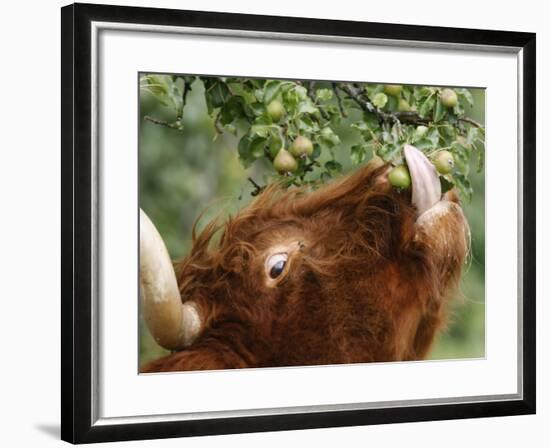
[139,76,486,365]
[141,75,485,202]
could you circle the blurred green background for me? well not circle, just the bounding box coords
[139,77,485,367]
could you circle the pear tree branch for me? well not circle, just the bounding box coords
[336,83,430,126]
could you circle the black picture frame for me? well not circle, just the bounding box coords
[61,2,536,444]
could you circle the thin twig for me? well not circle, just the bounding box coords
[213,110,223,135]
[299,161,319,183]
[248,177,265,196]
[332,82,348,117]
[144,115,181,130]
[307,81,330,120]
[458,116,483,128]
[177,77,191,120]
[336,83,390,121]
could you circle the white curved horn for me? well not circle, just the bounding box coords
[140,209,201,350]
[404,144,442,217]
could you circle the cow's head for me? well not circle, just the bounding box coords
[140,145,469,371]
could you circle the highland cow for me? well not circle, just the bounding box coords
[139,145,469,372]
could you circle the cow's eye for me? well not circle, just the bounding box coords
[266,253,288,279]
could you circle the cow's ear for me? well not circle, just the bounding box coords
[370,164,392,188]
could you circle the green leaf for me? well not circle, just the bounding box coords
[466,127,485,173]
[297,101,318,115]
[440,176,454,194]
[250,137,267,159]
[282,88,299,109]
[438,124,457,145]
[452,100,465,116]
[268,134,283,158]
[366,84,384,97]
[295,85,308,100]
[254,114,273,126]
[363,112,380,128]
[351,121,368,132]
[209,81,230,108]
[454,172,473,203]
[238,136,253,166]
[466,127,479,146]
[166,82,183,117]
[412,125,429,143]
[325,105,339,118]
[254,89,264,102]
[386,95,398,111]
[350,144,368,165]
[141,75,176,108]
[372,92,388,108]
[141,75,168,96]
[380,129,392,144]
[297,115,319,133]
[246,102,266,117]
[263,80,283,105]
[390,123,400,143]
[226,81,256,103]
[414,138,435,151]
[414,87,435,101]
[311,144,322,160]
[414,129,439,151]
[238,135,268,167]
[418,94,436,118]
[319,127,341,147]
[224,124,237,135]
[456,88,474,107]
[248,79,265,89]
[219,106,234,126]
[250,125,271,138]
[402,87,413,103]
[383,142,403,161]
[445,110,458,126]
[250,123,278,138]
[433,99,447,123]
[316,88,333,101]
[451,141,470,175]
[219,96,246,125]
[476,146,485,173]
[325,160,343,173]
[426,127,440,147]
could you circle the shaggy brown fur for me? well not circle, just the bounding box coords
[141,163,469,372]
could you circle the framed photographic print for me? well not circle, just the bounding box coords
[61,2,536,444]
